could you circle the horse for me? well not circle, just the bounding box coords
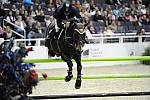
[45,20,86,89]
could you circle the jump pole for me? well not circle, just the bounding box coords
[24,56,150,63]
[30,91,150,99]
[39,73,150,80]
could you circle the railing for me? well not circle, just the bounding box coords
[3,19,26,38]
[11,34,150,47]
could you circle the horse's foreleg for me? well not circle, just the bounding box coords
[74,54,82,89]
[61,53,73,82]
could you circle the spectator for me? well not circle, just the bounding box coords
[136,28,145,36]
[130,14,138,26]
[26,14,36,24]
[28,5,36,17]
[140,14,150,26]
[3,26,13,39]
[0,4,5,26]
[116,21,124,33]
[136,27,146,42]
[83,15,91,28]
[113,3,120,17]
[86,25,97,35]
[35,10,45,22]
[140,5,147,15]
[25,21,33,38]
[130,0,137,15]
[14,16,26,38]
[14,9,21,19]
[5,10,16,23]
[0,26,4,34]
[85,25,94,43]
[119,3,129,16]
[93,10,106,23]
[117,12,124,22]
[11,5,17,17]
[45,15,55,27]
[124,12,132,21]
[108,20,117,32]
[102,26,114,36]
[75,0,83,12]
[19,5,26,16]
[0,4,5,17]
[22,10,29,23]
[35,5,43,16]
[29,21,45,38]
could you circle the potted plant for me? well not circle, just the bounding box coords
[142,47,150,65]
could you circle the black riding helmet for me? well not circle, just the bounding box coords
[62,1,71,14]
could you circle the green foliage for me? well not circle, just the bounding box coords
[142,47,150,65]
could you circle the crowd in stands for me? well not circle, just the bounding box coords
[0,0,149,45]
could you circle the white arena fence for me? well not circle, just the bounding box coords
[12,33,150,47]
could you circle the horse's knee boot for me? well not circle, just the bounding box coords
[75,77,82,89]
[65,70,73,82]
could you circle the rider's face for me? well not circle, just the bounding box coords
[64,11,69,16]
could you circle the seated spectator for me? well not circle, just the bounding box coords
[130,0,137,15]
[6,10,16,23]
[136,28,145,36]
[35,10,45,22]
[93,10,106,23]
[117,12,124,22]
[136,27,146,42]
[14,9,21,19]
[102,26,114,36]
[28,5,36,17]
[45,15,55,27]
[3,26,13,39]
[0,4,5,26]
[25,21,33,38]
[15,16,26,38]
[108,21,117,32]
[35,5,43,16]
[75,0,83,12]
[83,15,91,28]
[124,12,132,22]
[19,5,26,16]
[85,25,93,38]
[86,25,97,35]
[116,21,124,33]
[119,3,129,16]
[141,15,150,26]
[0,26,12,39]
[113,3,120,17]
[11,4,17,17]
[26,14,36,24]
[107,10,116,25]
[130,14,138,26]
[27,21,45,39]
[0,26,5,38]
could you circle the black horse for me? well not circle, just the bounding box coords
[45,21,86,89]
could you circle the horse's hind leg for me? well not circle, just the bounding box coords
[61,53,73,82]
[74,54,82,89]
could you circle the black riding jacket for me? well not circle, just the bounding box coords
[53,5,83,28]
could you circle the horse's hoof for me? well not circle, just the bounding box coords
[48,50,55,57]
[75,78,82,89]
[65,74,73,82]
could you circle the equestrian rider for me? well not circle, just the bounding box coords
[53,0,83,39]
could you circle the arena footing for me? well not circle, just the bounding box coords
[29,91,150,99]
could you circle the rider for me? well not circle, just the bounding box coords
[53,0,83,39]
